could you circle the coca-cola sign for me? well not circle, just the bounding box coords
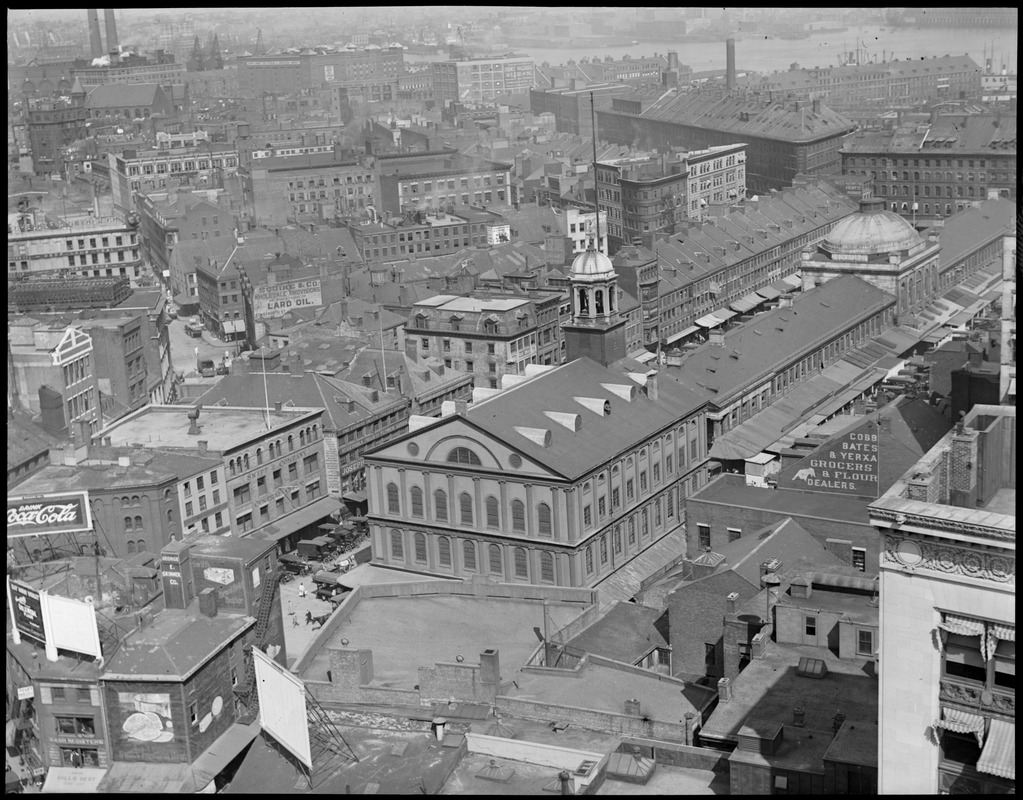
[7,492,92,536]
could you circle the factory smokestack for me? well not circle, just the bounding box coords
[104,9,119,61]
[726,38,736,91]
[88,9,103,58]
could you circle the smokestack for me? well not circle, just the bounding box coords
[726,39,736,91]
[88,9,103,58]
[104,9,119,61]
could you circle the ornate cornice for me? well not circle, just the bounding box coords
[871,506,1015,544]
[883,534,1015,585]
[940,679,1015,720]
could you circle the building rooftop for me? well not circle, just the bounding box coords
[102,601,254,681]
[565,601,667,665]
[842,111,1015,155]
[97,404,321,454]
[7,411,62,472]
[300,590,584,687]
[86,82,164,109]
[823,203,923,255]
[936,199,1016,271]
[13,450,219,494]
[662,275,893,404]
[701,639,877,743]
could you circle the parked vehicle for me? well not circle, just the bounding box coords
[199,359,216,378]
[185,320,204,338]
[215,362,230,376]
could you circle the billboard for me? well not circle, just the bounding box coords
[779,423,880,498]
[253,279,322,319]
[253,646,311,768]
[46,593,102,659]
[8,579,46,645]
[8,491,93,537]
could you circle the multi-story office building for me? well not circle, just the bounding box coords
[597,93,856,193]
[596,143,747,253]
[236,47,404,96]
[362,357,708,588]
[376,151,512,216]
[8,212,145,285]
[529,83,636,138]
[194,248,254,346]
[405,293,542,387]
[841,114,1016,224]
[752,55,982,106]
[108,144,240,215]
[431,56,535,105]
[8,323,102,440]
[351,207,507,263]
[242,149,376,226]
[870,404,1015,795]
[97,405,338,552]
[25,81,88,175]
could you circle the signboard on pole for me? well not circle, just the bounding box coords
[253,279,322,319]
[778,422,880,498]
[7,491,92,537]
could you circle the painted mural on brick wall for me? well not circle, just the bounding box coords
[777,421,881,498]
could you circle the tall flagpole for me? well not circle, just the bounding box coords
[590,92,601,252]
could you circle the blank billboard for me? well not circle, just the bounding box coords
[252,646,311,768]
[45,593,102,659]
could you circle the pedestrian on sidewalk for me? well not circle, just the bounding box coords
[298,582,306,598]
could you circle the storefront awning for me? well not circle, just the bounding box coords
[665,325,701,345]
[221,319,246,334]
[939,614,986,636]
[189,721,261,790]
[712,307,738,323]
[256,497,342,542]
[42,767,106,793]
[933,707,985,739]
[730,293,763,314]
[342,491,367,503]
[977,718,1015,780]
[695,313,723,328]
[781,273,802,288]
[755,285,782,301]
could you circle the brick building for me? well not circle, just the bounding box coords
[431,56,535,105]
[236,47,404,96]
[108,143,240,215]
[376,151,512,217]
[25,79,88,175]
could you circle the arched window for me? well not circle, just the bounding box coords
[438,536,452,567]
[299,430,306,447]
[514,548,528,579]
[463,540,477,571]
[124,516,133,531]
[414,533,427,563]
[390,529,403,559]
[386,483,400,514]
[134,516,143,531]
[136,539,146,552]
[540,552,555,583]
[243,454,250,470]
[132,495,140,507]
[126,540,137,555]
[167,509,173,523]
[511,500,525,531]
[537,503,552,536]
[229,459,236,476]
[434,489,448,522]
[489,544,503,575]
[288,435,294,452]
[600,534,608,564]
[410,487,424,517]
[256,447,263,465]
[485,496,499,528]
[459,492,473,526]
[447,447,481,465]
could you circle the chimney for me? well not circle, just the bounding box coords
[726,591,740,614]
[104,9,119,61]
[624,698,642,716]
[118,455,131,468]
[718,677,732,703]
[708,328,725,347]
[160,540,195,610]
[198,587,218,618]
[197,440,209,456]
[87,9,103,58]
[793,706,806,727]
[274,401,283,414]
[646,372,659,400]
[726,39,737,91]
[759,558,782,586]
[187,408,201,435]
[480,648,500,688]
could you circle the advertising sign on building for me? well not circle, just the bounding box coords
[322,435,341,496]
[8,579,46,645]
[779,423,881,498]
[253,279,323,319]
[7,491,93,537]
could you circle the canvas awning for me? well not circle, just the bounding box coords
[939,614,986,637]
[695,313,723,328]
[755,285,782,301]
[781,273,802,288]
[730,293,762,314]
[189,721,261,790]
[665,325,701,344]
[933,708,985,739]
[257,497,342,542]
[977,718,1015,780]
[342,491,367,503]
[712,307,738,323]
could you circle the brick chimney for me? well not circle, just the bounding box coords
[726,591,740,614]
[718,677,732,703]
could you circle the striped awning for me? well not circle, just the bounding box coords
[991,624,1015,642]
[934,708,985,740]
[940,614,985,637]
[977,718,1015,780]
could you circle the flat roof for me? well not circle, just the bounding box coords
[97,404,321,454]
[566,602,666,664]
[701,640,877,743]
[300,594,583,686]
[692,474,872,527]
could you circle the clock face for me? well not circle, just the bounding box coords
[896,539,923,566]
